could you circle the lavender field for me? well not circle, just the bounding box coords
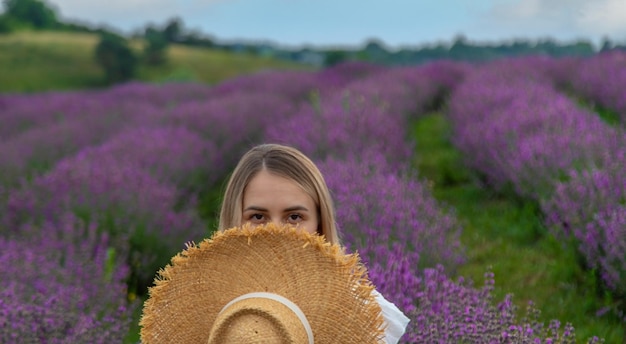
[1,52,625,343]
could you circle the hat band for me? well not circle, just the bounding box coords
[218,292,314,344]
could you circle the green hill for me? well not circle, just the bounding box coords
[0,31,313,93]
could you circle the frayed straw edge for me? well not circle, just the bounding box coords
[140,222,385,342]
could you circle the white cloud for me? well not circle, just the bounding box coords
[474,0,626,42]
[47,0,223,31]
[578,0,626,36]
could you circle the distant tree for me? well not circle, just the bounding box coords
[163,17,183,43]
[324,50,348,67]
[614,40,626,52]
[601,36,613,52]
[143,26,169,65]
[2,0,58,29]
[573,40,595,55]
[364,38,386,51]
[535,38,559,55]
[94,32,137,84]
[450,34,469,48]
[0,14,15,33]
[361,38,389,62]
[449,34,490,61]
[179,29,215,48]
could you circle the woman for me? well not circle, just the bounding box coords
[218,143,410,343]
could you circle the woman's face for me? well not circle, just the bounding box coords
[242,169,319,235]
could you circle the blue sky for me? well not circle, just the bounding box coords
[47,0,626,50]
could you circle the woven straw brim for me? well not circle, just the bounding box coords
[140,223,385,344]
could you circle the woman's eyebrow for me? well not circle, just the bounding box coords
[283,206,309,212]
[243,206,268,212]
[243,205,310,212]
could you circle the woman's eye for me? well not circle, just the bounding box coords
[250,214,264,221]
[287,214,302,223]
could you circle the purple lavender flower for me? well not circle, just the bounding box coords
[315,61,388,92]
[0,213,133,343]
[99,80,214,107]
[266,92,414,167]
[77,125,221,188]
[569,51,626,122]
[319,155,465,277]
[209,69,319,102]
[398,265,601,344]
[5,152,206,288]
[338,64,445,117]
[594,206,626,296]
[165,91,298,170]
[542,142,626,296]
[447,66,617,199]
[0,111,143,187]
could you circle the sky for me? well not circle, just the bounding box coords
[45,0,626,50]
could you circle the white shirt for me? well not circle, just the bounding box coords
[373,290,410,344]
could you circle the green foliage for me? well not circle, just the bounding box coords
[143,26,168,65]
[324,50,348,66]
[162,17,182,43]
[94,32,137,84]
[0,14,14,33]
[593,106,621,126]
[2,0,58,29]
[156,67,198,83]
[0,32,105,92]
[196,176,227,235]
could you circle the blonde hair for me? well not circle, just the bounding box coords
[218,143,339,245]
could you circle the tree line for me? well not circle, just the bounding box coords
[2,0,626,85]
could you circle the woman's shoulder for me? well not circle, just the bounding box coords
[372,290,410,344]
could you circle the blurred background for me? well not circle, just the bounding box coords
[2,0,626,92]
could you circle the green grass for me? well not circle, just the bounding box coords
[592,105,622,127]
[124,297,145,344]
[410,113,625,343]
[0,31,105,91]
[0,31,313,93]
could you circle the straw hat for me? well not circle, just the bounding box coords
[140,222,385,343]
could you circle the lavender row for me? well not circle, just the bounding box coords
[4,150,207,288]
[447,63,619,200]
[0,70,332,189]
[0,85,206,187]
[567,51,626,123]
[0,82,214,141]
[447,59,626,301]
[163,91,298,170]
[403,265,598,343]
[0,102,161,187]
[266,61,468,167]
[542,143,626,297]
[1,214,132,343]
[0,73,299,182]
[486,55,626,298]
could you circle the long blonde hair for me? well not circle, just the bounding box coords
[218,143,340,245]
